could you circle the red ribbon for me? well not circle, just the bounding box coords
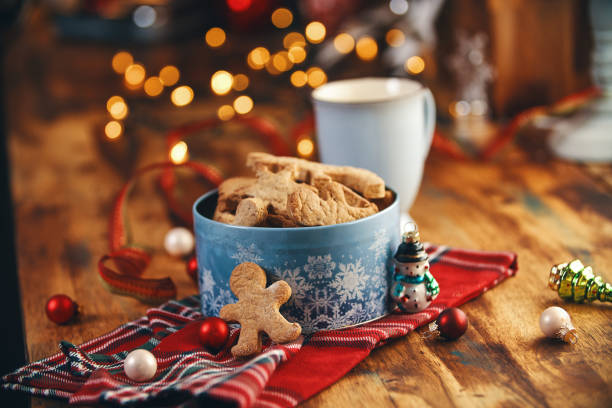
[480,86,601,160]
[428,87,601,161]
[165,115,292,158]
[99,161,223,303]
[160,115,294,228]
[99,114,298,303]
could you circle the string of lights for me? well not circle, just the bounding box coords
[103,2,428,161]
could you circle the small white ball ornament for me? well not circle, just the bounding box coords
[124,349,158,382]
[164,227,194,257]
[539,306,578,344]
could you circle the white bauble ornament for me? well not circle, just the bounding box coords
[164,227,194,257]
[539,306,578,344]
[124,349,157,382]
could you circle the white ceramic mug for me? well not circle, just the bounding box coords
[312,77,435,217]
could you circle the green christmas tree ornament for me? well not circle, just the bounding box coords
[549,259,612,303]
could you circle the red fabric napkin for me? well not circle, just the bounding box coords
[2,245,517,407]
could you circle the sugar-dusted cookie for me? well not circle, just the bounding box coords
[246,152,386,199]
[287,177,379,226]
[219,262,302,357]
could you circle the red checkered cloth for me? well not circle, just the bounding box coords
[2,245,517,407]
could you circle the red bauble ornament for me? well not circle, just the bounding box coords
[422,307,468,341]
[198,317,230,350]
[186,256,198,282]
[437,308,468,340]
[45,294,77,324]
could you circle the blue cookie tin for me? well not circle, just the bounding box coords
[193,189,400,333]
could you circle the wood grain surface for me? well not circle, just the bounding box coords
[4,28,612,408]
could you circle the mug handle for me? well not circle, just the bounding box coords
[422,88,436,158]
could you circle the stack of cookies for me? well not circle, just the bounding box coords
[213,152,394,227]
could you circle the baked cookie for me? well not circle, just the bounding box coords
[246,152,386,199]
[219,262,302,357]
[287,177,379,226]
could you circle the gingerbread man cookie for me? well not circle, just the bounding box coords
[219,262,302,357]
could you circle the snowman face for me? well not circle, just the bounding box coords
[394,259,429,277]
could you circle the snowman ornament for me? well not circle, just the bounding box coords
[390,223,440,313]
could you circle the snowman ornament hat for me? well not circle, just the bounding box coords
[390,222,440,313]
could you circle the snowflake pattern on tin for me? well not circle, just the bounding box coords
[230,243,263,264]
[303,255,336,280]
[200,228,397,332]
[198,266,215,293]
[199,267,234,316]
[330,259,368,303]
[369,228,390,261]
[273,266,313,304]
[292,254,388,332]
[342,303,371,326]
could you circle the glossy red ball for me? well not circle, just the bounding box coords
[198,317,230,350]
[437,307,468,340]
[186,256,198,281]
[45,294,77,324]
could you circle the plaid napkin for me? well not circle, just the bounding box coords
[2,245,517,407]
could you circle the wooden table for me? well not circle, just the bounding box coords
[5,33,612,408]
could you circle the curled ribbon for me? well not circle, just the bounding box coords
[99,114,302,302]
[160,115,293,219]
[98,161,223,303]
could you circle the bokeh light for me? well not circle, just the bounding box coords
[386,29,405,47]
[227,0,252,12]
[389,0,409,15]
[133,5,156,28]
[210,70,233,95]
[247,47,270,70]
[106,95,124,113]
[233,95,254,114]
[305,21,326,44]
[109,103,127,120]
[271,8,293,29]
[205,27,226,47]
[107,96,128,120]
[232,74,249,91]
[288,46,306,64]
[124,64,146,86]
[283,32,306,49]
[169,141,188,164]
[144,76,164,97]
[265,60,281,75]
[297,138,314,157]
[290,70,308,87]
[307,67,327,88]
[404,55,425,74]
[217,104,235,121]
[449,100,471,117]
[272,51,293,72]
[159,65,180,86]
[104,121,122,140]
[356,37,378,61]
[333,33,355,54]
[171,85,194,107]
[111,51,133,74]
